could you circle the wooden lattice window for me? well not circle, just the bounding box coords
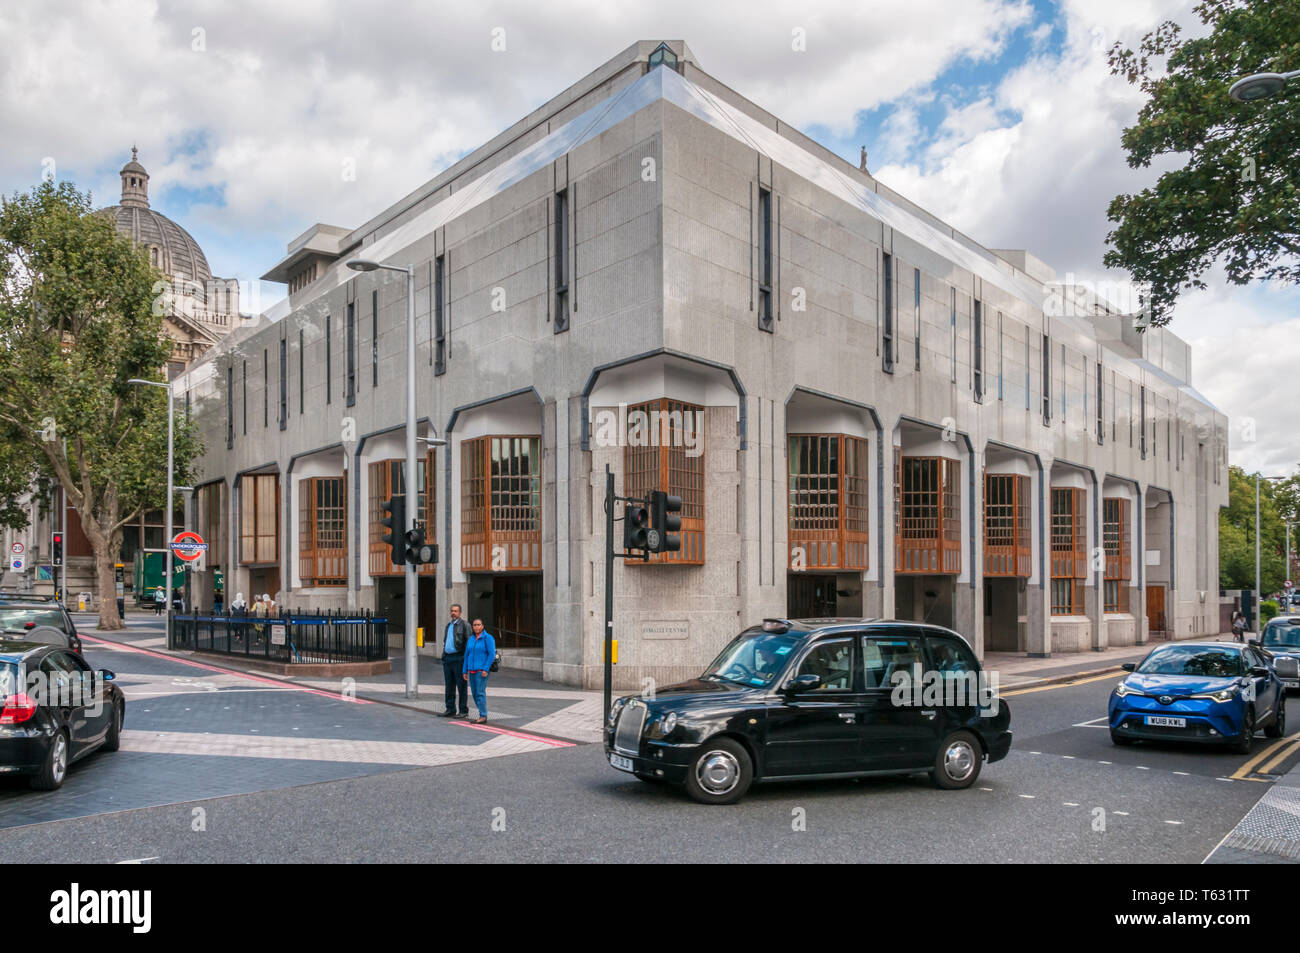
[460,436,540,572]
[197,483,224,568]
[788,434,869,571]
[1103,497,1131,612]
[239,474,279,565]
[624,399,705,564]
[368,453,436,577]
[300,477,347,587]
[1050,487,1087,614]
[896,456,961,574]
[984,473,1031,577]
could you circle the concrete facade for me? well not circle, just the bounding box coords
[175,40,1228,689]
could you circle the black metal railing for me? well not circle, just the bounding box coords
[492,626,542,650]
[170,609,389,663]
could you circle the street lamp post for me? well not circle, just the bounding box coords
[347,258,420,698]
[1254,473,1290,631]
[1229,69,1300,102]
[129,377,173,632]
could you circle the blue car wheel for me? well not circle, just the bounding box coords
[1233,705,1256,755]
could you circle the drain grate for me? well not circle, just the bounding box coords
[1222,786,1300,859]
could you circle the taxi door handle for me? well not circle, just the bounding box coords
[837,713,856,723]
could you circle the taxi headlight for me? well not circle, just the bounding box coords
[608,698,626,727]
[660,712,678,734]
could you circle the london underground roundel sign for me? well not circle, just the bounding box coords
[171,531,208,562]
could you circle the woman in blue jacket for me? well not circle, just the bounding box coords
[462,618,497,723]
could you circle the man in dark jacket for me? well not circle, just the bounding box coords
[440,604,471,717]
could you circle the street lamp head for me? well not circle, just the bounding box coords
[127,378,166,388]
[346,259,381,273]
[1230,72,1287,102]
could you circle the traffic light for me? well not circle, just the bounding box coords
[50,532,63,567]
[623,499,650,552]
[649,491,682,554]
[404,527,437,565]
[380,496,405,566]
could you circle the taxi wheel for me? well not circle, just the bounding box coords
[1233,707,1256,755]
[931,730,982,789]
[31,730,69,791]
[1265,696,1286,739]
[102,700,123,752]
[684,738,752,805]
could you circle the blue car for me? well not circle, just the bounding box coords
[1109,641,1285,754]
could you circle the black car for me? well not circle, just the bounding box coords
[605,618,1012,804]
[0,601,83,656]
[0,642,124,790]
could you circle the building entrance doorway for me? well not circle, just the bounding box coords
[472,574,542,649]
[984,578,1021,651]
[895,575,955,628]
[788,575,839,618]
[1146,585,1167,640]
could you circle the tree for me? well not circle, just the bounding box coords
[0,181,200,629]
[1219,464,1293,593]
[1105,0,1300,327]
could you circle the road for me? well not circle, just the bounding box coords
[1,620,1295,863]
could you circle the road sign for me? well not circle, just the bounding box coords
[10,555,25,572]
[170,531,208,562]
[10,542,24,556]
[1287,580,1294,590]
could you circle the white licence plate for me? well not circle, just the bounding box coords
[1145,715,1186,727]
[609,753,634,772]
[1285,680,1299,688]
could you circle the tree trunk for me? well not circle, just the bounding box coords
[93,541,123,630]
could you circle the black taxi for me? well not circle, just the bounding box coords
[605,618,1012,804]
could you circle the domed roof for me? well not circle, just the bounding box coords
[101,149,212,283]
[103,204,212,283]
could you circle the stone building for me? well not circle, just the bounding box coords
[175,40,1228,688]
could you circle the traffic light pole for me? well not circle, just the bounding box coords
[404,266,418,699]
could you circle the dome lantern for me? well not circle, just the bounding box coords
[119,146,149,209]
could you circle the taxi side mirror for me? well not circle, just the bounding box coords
[1250,666,1269,678]
[1121,663,1136,672]
[784,673,822,693]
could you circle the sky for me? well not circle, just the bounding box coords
[1,0,1295,474]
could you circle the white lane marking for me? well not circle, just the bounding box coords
[979,787,993,791]
[1165,820,1183,825]
[1136,766,1150,770]
[1216,777,1234,782]
[1114,811,1130,816]
[115,857,160,864]
[1030,751,1041,755]
[1173,771,1190,776]
[1018,794,1036,799]
[120,730,551,766]
[1062,755,1076,759]
[1073,717,1109,728]
[1098,760,1112,764]
[1064,801,1080,806]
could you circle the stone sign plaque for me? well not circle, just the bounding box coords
[642,620,689,640]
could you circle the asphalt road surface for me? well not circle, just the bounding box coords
[1,627,1294,863]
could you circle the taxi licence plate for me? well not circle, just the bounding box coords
[1145,715,1186,727]
[609,753,634,772]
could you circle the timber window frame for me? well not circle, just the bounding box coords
[460,436,542,572]
[299,476,347,587]
[896,455,961,574]
[624,399,706,564]
[239,473,279,566]
[788,434,869,572]
[983,473,1031,577]
[1103,497,1132,613]
[1050,487,1087,615]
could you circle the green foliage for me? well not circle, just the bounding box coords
[1219,464,1300,592]
[1105,0,1300,326]
[0,180,202,588]
[1262,599,1280,624]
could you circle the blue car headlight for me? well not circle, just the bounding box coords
[1114,682,1142,699]
[1190,684,1240,703]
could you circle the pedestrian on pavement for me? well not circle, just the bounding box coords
[1231,610,1246,642]
[153,586,165,616]
[440,603,471,718]
[462,618,496,724]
